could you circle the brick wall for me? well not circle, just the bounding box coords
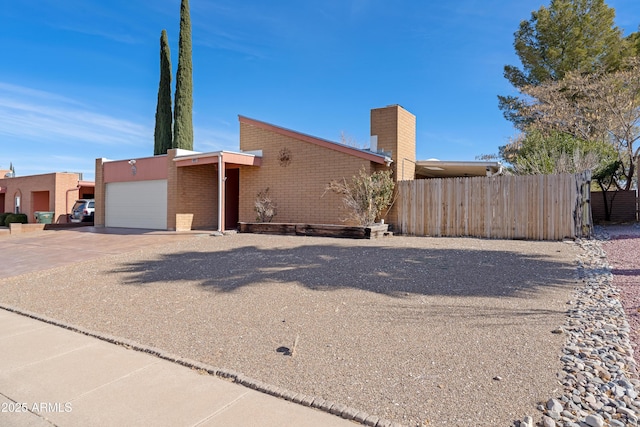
[166,150,178,230]
[96,106,417,231]
[176,164,218,229]
[239,122,375,225]
[370,105,416,181]
[370,105,417,227]
[591,190,638,223]
[95,158,105,227]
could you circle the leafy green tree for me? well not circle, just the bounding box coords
[499,0,632,129]
[509,130,618,176]
[154,30,173,155]
[628,30,640,55]
[521,61,640,189]
[173,0,193,150]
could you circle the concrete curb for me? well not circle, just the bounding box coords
[0,303,406,427]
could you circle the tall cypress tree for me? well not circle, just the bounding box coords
[154,29,173,155]
[173,0,194,150]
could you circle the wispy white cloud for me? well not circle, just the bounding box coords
[33,1,161,45]
[0,83,151,147]
[50,154,91,163]
[55,25,142,44]
[191,2,294,59]
[194,125,238,152]
[1,152,96,177]
[195,34,268,60]
[0,82,85,107]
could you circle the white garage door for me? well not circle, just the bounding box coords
[105,180,167,229]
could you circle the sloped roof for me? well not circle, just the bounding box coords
[238,115,390,165]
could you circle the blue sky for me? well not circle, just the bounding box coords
[1,1,638,181]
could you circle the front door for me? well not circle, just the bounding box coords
[225,168,239,230]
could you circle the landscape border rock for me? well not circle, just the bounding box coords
[520,229,640,427]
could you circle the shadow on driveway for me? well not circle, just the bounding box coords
[109,242,576,298]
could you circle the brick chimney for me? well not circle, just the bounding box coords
[370,105,416,181]
[370,105,416,229]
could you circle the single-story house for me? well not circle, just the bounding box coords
[0,172,94,223]
[94,104,501,232]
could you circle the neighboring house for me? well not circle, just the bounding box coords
[0,172,94,223]
[94,104,501,232]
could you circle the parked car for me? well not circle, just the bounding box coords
[70,199,95,223]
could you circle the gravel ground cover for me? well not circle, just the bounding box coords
[0,233,581,426]
[530,233,640,427]
[601,224,640,365]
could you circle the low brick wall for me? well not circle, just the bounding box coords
[9,223,46,234]
[5,222,93,235]
[591,190,638,223]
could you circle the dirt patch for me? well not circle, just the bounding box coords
[0,233,580,426]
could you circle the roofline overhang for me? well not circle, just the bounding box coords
[416,160,502,168]
[173,150,262,167]
[239,115,390,165]
[415,159,504,178]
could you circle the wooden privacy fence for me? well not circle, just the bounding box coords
[396,172,592,240]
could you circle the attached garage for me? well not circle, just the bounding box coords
[105,180,167,229]
[96,149,261,231]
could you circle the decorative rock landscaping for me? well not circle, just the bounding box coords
[521,230,640,427]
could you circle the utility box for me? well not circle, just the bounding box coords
[34,212,54,224]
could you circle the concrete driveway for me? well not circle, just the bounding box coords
[0,227,204,279]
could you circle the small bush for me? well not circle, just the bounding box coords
[255,188,277,222]
[4,213,28,226]
[0,213,9,227]
[326,167,395,226]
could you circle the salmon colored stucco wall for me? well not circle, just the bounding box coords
[95,155,169,228]
[0,172,91,224]
[103,155,168,183]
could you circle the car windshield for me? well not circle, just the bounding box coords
[72,202,86,211]
[88,201,95,208]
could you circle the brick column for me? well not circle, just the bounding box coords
[94,158,106,227]
[166,149,178,230]
[370,105,416,228]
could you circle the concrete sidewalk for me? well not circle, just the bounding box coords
[0,309,359,427]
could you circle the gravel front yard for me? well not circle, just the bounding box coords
[0,233,581,426]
